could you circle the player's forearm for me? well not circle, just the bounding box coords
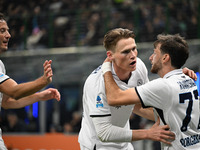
[104,73,140,106]
[103,72,123,105]
[11,76,49,99]
[132,129,148,141]
[92,116,132,142]
[133,105,155,121]
[102,62,140,106]
[2,93,40,109]
[93,116,150,142]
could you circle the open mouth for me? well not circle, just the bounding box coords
[3,41,8,46]
[130,61,136,66]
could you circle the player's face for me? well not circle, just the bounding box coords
[149,43,162,74]
[0,20,11,53]
[112,38,138,74]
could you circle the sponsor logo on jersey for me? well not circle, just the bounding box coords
[96,95,103,108]
[137,79,143,86]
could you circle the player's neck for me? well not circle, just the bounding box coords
[158,65,176,78]
[115,68,131,81]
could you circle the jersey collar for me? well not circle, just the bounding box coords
[163,69,183,79]
[111,63,119,78]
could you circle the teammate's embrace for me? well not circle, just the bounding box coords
[78,28,197,150]
[102,33,200,150]
[78,28,176,150]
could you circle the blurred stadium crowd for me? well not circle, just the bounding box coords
[0,0,199,50]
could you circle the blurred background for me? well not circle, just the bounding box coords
[0,0,199,149]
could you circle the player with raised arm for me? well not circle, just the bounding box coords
[0,12,61,149]
[102,34,200,150]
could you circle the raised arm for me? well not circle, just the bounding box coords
[0,60,53,99]
[102,59,140,106]
[102,60,197,106]
[2,88,60,109]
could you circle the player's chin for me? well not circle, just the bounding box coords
[129,64,137,71]
[129,66,136,72]
[0,47,7,53]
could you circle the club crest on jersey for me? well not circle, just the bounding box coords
[137,79,143,86]
[96,95,103,108]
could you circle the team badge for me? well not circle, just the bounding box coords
[137,79,143,86]
[96,95,104,108]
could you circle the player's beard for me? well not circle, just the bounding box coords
[0,41,8,53]
[150,59,162,74]
[0,47,7,54]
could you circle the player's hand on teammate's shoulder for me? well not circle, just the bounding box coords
[182,67,197,81]
[103,57,112,63]
[147,118,175,145]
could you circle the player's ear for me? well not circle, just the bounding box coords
[162,54,170,63]
[106,51,114,60]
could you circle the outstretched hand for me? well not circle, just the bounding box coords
[38,88,61,101]
[182,67,197,81]
[147,119,175,145]
[43,60,53,83]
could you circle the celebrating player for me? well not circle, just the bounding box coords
[102,33,200,149]
[0,12,60,149]
[78,28,197,150]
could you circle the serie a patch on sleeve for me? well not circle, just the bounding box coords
[96,95,104,108]
[0,73,4,78]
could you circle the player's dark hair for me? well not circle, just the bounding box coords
[103,28,135,52]
[154,34,189,69]
[0,13,5,21]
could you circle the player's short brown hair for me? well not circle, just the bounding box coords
[103,28,135,52]
[0,13,5,21]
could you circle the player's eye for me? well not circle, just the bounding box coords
[122,50,130,54]
[132,47,136,51]
[0,28,6,34]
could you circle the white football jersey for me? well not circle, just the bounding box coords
[78,58,149,150]
[0,60,10,150]
[136,69,200,150]
[0,60,9,109]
